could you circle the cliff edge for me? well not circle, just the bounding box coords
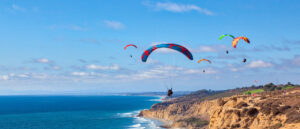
[139,87,300,129]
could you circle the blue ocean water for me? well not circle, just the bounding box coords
[0,96,162,129]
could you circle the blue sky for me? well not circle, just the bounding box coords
[0,0,300,94]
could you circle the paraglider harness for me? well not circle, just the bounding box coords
[167,88,173,97]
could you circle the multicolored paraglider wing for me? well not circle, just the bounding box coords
[124,44,137,50]
[197,59,212,64]
[232,37,250,48]
[219,34,235,40]
[141,43,193,62]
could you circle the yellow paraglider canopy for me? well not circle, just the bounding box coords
[197,59,212,64]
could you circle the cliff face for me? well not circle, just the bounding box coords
[209,91,300,129]
[139,88,300,129]
[140,100,217,128]
[139,90,240,128]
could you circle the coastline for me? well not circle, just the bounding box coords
[138,87,300,129]
[138,96,174,129]
[126,95,166,129]
[117,110,164,129]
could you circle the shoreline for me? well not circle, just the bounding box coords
[138,87,300,129]
[142,115,173,129]
[129,96,166,128]
[137,96,175,129]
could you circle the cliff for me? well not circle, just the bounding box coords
[139,87,300,129]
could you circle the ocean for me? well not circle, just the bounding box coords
[0,96,163,129]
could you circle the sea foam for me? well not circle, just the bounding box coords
[117,110,162,129]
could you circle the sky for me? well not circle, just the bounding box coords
[0,0,300,94]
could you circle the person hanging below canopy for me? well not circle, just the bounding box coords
[198,59,211,73]
[219,34,235,54]
[124,44,137,58]
[167,88,173,97]
[243,58,247,63]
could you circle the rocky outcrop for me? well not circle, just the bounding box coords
[139,88,300,129]
[139,89,240,128]
[139,100,217,128]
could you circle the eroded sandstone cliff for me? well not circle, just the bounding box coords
[139,88,300,129]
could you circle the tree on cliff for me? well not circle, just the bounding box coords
[264,83,276,91]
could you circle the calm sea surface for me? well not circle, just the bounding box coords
[0,96,162,129]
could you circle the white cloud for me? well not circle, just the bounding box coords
[227,64,240,72]
[0,73,41,80]
[80,38,99,44]
[0,75,9,80]
[48,24,87,31]
[86,64,120,70]
[156,48,177,53]
[145,58,160,64]
[115,65,218,81]
[247,60,273,68]
[32,58,62,71]
[35,58,50,63]
[44,66,60,70]
[104,20,125,30]
[184,69,203,74]
[90,72,109,78]
[52,66,61,70]
[9,73,15,77]
[11,4,26,12]
[147,2,214,15]
[17,74,29,78]
[192,45,228,53]
[71,72,88,76]
[115,65,181,80]
[230,67,238,72]
[31,73,48,79]
[184,68,217,74]
[291,55,300,66]
[148,42,175,53]
[70,25,86,31]
[195,46,216,52]
[32,7,39,12]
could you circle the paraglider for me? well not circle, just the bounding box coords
[141,43,193,62]
[197,59,212,64]
[124,44,137,58]
[232,37,250,48]
[167,88,173,97]
[198,59,211,74]
[219,34,235,40]
[124,44,137,50]
[219,34,235,54]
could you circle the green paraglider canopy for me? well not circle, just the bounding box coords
[219,34,235,40]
